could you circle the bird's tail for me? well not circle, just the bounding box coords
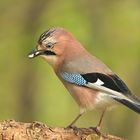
[113,96,140,114]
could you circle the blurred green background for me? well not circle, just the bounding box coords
[0,0,140,139]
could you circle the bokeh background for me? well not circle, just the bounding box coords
[0,0,140,139]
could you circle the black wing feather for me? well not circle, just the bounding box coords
[110,74,140,103]
[81,73,130,94]
[109,74,132,95]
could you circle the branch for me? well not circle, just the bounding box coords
[0,120,124,140]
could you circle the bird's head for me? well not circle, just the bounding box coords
[28,27,78,67]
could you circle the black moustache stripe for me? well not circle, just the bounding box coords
[44,50,56,55]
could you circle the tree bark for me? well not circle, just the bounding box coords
[0,120,124,140]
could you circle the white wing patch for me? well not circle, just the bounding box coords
[94,78,104,86]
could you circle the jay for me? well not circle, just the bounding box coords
[28,27,140,131]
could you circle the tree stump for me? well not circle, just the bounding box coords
[0,120,124,140]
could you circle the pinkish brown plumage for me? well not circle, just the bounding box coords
[28,27,140,131]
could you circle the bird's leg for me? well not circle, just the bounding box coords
[66,113,83,128]
[90,108,106,135]
[96,108,106,130]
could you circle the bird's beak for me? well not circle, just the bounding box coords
[28,48,56,59]
[28,48,44,59]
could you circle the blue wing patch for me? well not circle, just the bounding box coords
[61,72,87,86]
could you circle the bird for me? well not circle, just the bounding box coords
[28,27,140,132]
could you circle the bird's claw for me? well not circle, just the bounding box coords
[89,126,102,136]
[66,125,77,129]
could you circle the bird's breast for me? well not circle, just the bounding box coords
[64,82,97,111]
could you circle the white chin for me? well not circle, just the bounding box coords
[41,55,57,66]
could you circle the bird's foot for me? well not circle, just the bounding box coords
[89,126,102,136]
[66,124,78,130]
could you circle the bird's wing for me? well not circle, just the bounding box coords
[61,72,129,92]
[61,72,140,114]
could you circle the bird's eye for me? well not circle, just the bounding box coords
[46,43,53,48]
